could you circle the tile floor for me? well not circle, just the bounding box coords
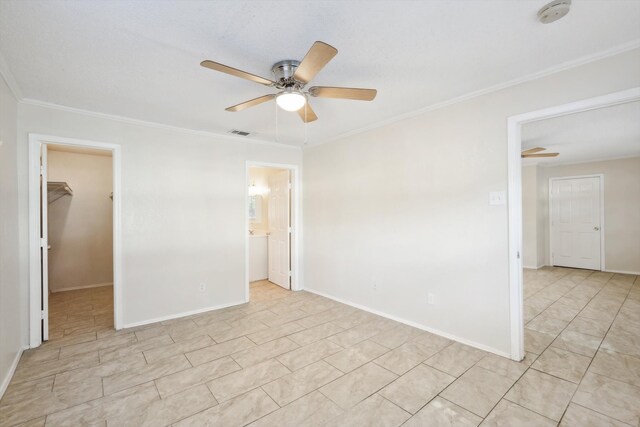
[1,270,639,426]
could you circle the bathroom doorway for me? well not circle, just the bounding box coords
[245,162,301,301]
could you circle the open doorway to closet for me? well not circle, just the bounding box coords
[29,134,122,348]
[246,162,300,302]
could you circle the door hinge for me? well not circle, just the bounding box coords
[288,183,292,190]
[39,165,44,176]
[288,227,292,233]
[517,251,520,259]
[40,237,45,247]
[41,310,45,320]
[288,271,292,277]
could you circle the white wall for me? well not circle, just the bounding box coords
[543,157,640,273]
[303,49,640,356]
[16,104,302,327]
[47,149,113,291]
[0,75,24,395]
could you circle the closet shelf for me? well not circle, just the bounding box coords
[47,181,73,204]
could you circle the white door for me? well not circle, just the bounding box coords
[268,170,290,289]
[40,144,49,341]
[550,176,602,270]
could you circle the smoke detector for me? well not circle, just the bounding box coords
[538,0,571,24]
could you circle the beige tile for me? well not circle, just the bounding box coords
[248,391,343,427]
[524,328,555,354]
[98,334,173,363]
[373,341,436,376]
[411,332,453,353]
[560,403,629,427]
[277,339,344,371]
[262,360,343,406]
[319,362,397,409]
[288,322,344,346]
[58,333,137,359]
[173,388,278,427]
[565,315,611,339]
[10,351,99,384]
[505,368,576,421]
[142,334,213,364]
[481,399,556,427]
[44,382,159,427]
[155,356,241,398]
[425,342,486,377]
[102,353,191,395]
[327,318,396,348]
[207,358,290,402]
[526,315,568,336]
[14,416,46,427]
[440,366,514,417]
[369,323,425,349]
[379,364,455,414]
[572,372,640,426]
[590,349,640,388]
[230,336,299,368]
[185,336,255,366]
[532,346,591,383]
[333,393,410,427]
[551,329,603,358]
[601,329,640,358]
[107,384,217,426]
[475,353,532,381]
[402,396,482,427]
[209,319,269,343]
[19,347,60,366]
[325,339,389,373]
[246,321,305,345]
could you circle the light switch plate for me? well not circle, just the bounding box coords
[489,191,506,205]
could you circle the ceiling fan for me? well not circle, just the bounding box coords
[200,41,377,123]
[521,147,559,158]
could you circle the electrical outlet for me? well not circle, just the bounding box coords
[427,293,435,305]
[199,283,206,292]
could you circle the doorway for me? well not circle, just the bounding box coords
[28,134,122,348]
[506,87,640,361]
[245,162,301,302]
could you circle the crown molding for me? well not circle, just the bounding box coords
[310,40,640,147]
[20,98,300,150]
[0,51,23,100]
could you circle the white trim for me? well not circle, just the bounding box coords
[28,134,123,348]
[320,41,640,146]
[0,50,23,100]
[21,98,300,150]
[0,346,27,400]
[51,282,113,293]
[305,288,511,359]
[548,174,605,271]
[604,269,640,276]
[245,161,303,302]
[507,87,640,361]
[122,300,245,329]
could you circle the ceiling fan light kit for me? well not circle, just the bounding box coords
[201,41,377,123]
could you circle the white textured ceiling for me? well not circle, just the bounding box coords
[1,1,639,145]
[522,101,640,166]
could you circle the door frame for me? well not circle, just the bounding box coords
[28,134,123,348]
[506,87,640,361]
[245,161,302,301]
[548,174,605,271]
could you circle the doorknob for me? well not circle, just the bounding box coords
[594,226,600,231]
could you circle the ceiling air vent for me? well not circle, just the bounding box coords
[229,129,251,136]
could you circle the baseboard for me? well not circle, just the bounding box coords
[51,282,113,293]
[604,269,640,276]
[304,287,511,359]
[523,264,548,270]
[121,300,246,329]
[0,346,27,400]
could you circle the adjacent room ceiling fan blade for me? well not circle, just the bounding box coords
[293,41,338,84]
[521,147,546,155]
[225,94,275,112]
[521,153,560,158]
[201,60,275,86]
[297,103,318,123]
[309,86,377,101]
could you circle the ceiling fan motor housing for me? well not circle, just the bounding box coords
[271,60,301,88]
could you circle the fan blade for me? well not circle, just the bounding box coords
[521,153,559,158]
[226,94,275,112]
[309,86,377,101]
[297,102,318,123]
[293,41,338,84]
[521,147,546,155]
[201,60,275,86]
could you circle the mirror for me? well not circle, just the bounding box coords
[248,195,262,222]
